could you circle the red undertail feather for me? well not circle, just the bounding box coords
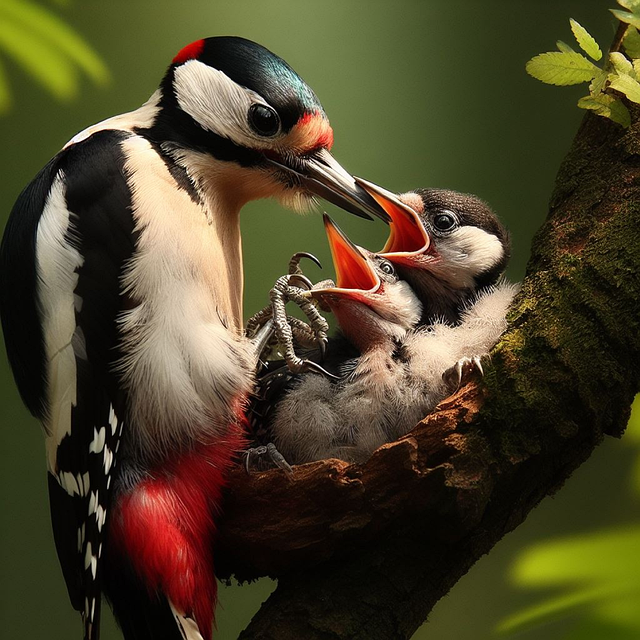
[110,421,247,639]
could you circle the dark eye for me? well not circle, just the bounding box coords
[248,104,280,137]
[433,211,457,232]
[379,260,395,276]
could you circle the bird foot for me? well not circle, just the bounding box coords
[243,442,293,474]
[442,354,488,391]
[246,253,331,372]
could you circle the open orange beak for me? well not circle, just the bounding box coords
[310,214,380,302]
[355,177,430,257]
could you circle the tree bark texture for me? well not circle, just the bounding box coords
[215,104,640,639]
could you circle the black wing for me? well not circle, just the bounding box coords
[0,129,138,640]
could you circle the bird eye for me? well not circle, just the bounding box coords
[433,211,457,232]
[248,104,280,137]
[379,260,395,276]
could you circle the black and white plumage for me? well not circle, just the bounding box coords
[249,193,515,466]
[0,37,387,640]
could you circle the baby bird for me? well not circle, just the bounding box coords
[249,188,516,466]
[360,177,511,325]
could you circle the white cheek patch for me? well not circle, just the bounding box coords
[173,60,271,148]
[439,226,504,283]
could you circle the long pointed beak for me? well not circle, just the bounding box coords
[355,177,430,256]
[310,214,380,301]
[264,148,391,223]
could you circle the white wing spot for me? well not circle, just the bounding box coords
[109,405,118,435]
[103,446,113,473]
[59,471,80,496]
[88,491,98,515]
[95,504,107,532]
[89,427,106,454]
[80,472,90,497]
[84,541,93,570]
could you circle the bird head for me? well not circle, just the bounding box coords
[356,178,510,322]
[145,37,389,220]
[310,215,421,351]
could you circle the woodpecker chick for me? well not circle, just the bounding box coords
[250,192,516,466]
[0,37,387,640]
[359,177,510,325]
[255,216,423,464]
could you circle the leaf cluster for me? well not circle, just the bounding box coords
[0,0,109,115]
[526,1,640,127]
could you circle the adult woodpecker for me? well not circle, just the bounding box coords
[249,192,515,465]
[0,37,387,640]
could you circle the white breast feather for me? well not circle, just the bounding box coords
[118,136,253,459]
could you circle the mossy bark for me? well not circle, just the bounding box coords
[215,107,640,639]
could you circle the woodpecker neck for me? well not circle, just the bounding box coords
[157,145,257,326]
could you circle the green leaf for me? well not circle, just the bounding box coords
[609,71,640,102]
[622,26,640,58]
[578,94,631,127]
[556,40,575,53]
[526,52,599,86]
[570,18,602,61]
[511,527,640,585]
[617,0,640,12]
[589,69,608,95]
[611,9,640,30]
[1,0,109,84]
[496,586,625,635]
[0,15,78,100]
[499,526,640,636]
[634,59,640,76]
[610,51,635,77]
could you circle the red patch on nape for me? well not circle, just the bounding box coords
[173,39,205,64]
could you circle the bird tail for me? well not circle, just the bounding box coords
[105,422,247,639]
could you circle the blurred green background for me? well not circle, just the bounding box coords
[1,1,638,638]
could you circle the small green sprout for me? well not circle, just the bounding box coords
[526,0,640,127]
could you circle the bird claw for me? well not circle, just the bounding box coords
[289,251,322,273]
[318,336,327,361]
[297,358,339,380]
[287,274,314,290]
[442,354,488,390]
[244,443,293,474]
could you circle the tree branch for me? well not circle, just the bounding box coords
[215,103,640,638]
